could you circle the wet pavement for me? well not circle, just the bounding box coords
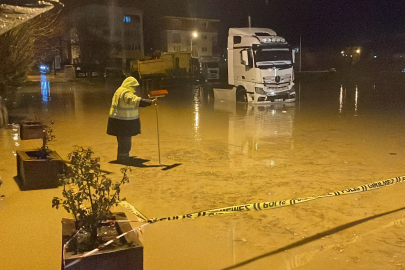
[0,73,405,270]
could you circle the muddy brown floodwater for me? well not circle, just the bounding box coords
[0,74,405,270]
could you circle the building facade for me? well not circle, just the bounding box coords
[66,2,144,71]
[161,16,220,60]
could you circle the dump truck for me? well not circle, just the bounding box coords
[133,52,191,79]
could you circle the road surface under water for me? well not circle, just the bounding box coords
[0,74,404,270]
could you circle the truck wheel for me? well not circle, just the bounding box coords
[236,87,247,102]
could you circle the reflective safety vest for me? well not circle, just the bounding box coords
[109,87,142,120]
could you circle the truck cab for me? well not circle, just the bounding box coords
[227,28,295,103]
[199,57,220,82]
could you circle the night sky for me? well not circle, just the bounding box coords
[137,0,405,49]
[62,0,405,50]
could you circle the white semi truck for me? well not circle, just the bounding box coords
[228,28,296,103]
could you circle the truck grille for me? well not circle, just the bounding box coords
[263,75,291,84]
[266,84,290,92]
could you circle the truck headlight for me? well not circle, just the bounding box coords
[255,87,267,95]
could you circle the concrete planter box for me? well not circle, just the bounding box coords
[16,149,66,190]
[19,121,45,140]
[62,212,143,270]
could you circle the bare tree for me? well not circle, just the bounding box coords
[72,14,112,74]
[34,9,65,68]
[0,5,63,127]
[0,23,36,97]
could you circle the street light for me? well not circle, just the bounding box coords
[190,31,198,75]
[190,31,198,57]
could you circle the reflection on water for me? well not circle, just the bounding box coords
[355,85,358,115]
[339,85,344,113]
[338,84,359,115]
[213,96,295,168]
[3,77,405,270]
[193,85,202,141]
[10,77,405,167]
[40,75,51,102]
[0,124,20,157]
[12,124,19,156]
[14,80,79,120]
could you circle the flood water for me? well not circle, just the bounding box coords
[1,73,405,270]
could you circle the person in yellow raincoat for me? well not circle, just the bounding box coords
[107,77,155,162]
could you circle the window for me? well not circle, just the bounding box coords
[202,47,207,52]
[202,34,207,40]
[123,15,140,23]
[200,21,208,28]
[234,36,241,44]
[69,28,79,43]
[124,43,140,50]
[212,35,217,45]
[173,46,180,52]
[255,32,271,36]
[254,48,292,66]
[172,33,181,43]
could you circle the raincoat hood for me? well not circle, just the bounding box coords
[109,77,142,120]
[121,77,140,88]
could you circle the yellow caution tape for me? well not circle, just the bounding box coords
[64,202,148,268]
[145,176,405,223]
[64,223,149,268]
[67,176,404,268]
[119,201,149,222]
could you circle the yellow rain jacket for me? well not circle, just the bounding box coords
[107,77,152,137]
[109,77,142,120]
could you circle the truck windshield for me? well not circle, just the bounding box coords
[254,48,292,67]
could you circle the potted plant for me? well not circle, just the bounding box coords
[52,146,143,270]
[16,125,67,190]
[19,120,45,140]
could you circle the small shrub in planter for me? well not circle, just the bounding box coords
[16,126,66,190]
[52,146,143,270]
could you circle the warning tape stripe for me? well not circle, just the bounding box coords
[147,175,405,223]
[64,222,149,269]
[118,201,149,222]
[64,175,404,267]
